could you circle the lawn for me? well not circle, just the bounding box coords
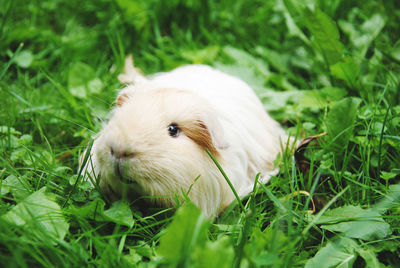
[1,0,399,267]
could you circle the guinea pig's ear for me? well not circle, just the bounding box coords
[181,119,228,156]
[116,93,129,107]
[207,118,229,151]
[116,86,135,107]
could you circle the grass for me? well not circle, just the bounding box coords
[1,0,400,266]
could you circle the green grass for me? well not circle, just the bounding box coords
[1,0,400,266]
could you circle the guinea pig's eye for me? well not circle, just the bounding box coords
[168,123,180,137]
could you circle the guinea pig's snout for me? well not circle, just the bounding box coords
[114,159,126,180]
[109,146,137,183]
[110,147,135,159]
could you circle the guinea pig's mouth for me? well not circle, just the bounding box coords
[121,178,138,184]
[115,172,138,185]
[114,161,138,184]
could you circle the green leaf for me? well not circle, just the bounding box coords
[181,46,220,64]
[374,183,400,213]
[391,46,400,62]
[69,197,107,220]
[1,187,69,241]
[125,249,143,265]
[281,0,311,45]
[0,126,21,135]
[380,171,397,182]
[87,78,103,94]
[305,237,358,268]
[261,90,304,111]
[69,198,134,228]
[17,134,32,146]
[103,200,134,228]
[192,237,234,268]
[14,50,33,68]
[68,62,103,99]
[330,57,360,88]
[299,87,347,109]
[356,247,381,268]
[339,14,385,57]
[253,252,279,266]
[1,175,31,200]
[325,97,361,153]
[69,85,86,99]
[0,179,10,196]
[157,202,209,266]
[214,46,271,95]
[114,0,149,30]
[303,7,343,65]
[244,227,288,266]
[255,46,290,74]
[310,205,391,241]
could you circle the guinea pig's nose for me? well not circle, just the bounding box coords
[110,147,134,159]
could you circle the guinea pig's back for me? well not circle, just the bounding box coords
[148,65,268,121]
[149,65,254,101]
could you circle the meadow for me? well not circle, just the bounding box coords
[1,0,399,266]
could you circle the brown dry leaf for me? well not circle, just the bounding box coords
[295,132,327,174]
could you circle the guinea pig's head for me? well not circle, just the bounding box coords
[93,86,229,217]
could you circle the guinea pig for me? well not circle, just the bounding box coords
[82,57,289,217]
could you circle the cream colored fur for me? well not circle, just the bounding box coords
[83,61,288,217]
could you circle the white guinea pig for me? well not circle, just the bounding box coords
[82,59,289,217]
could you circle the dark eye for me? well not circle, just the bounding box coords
[168,123,180,137]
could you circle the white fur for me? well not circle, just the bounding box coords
[83,64,288,217]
